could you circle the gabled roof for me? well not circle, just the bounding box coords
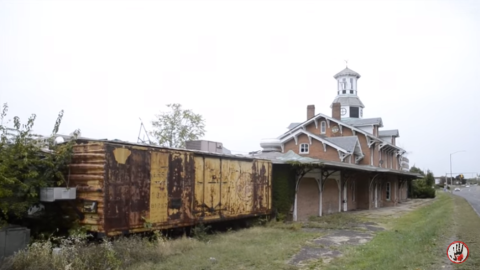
[324,136,363,156]
[334,67,361,79]
[278,112,405,153]
[279,129,350,154]
[341,117,383,127]
[379,129,399,137]
[331,96,365,108]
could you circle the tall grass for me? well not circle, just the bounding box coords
[0,232,199,270]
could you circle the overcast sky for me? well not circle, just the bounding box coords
[1,0,479,177]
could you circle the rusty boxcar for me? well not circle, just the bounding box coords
[67,139,272,237]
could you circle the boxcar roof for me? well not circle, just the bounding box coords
[71,138,269,162]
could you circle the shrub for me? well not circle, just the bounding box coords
[412,178,436,198]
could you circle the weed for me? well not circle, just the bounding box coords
[191,223,212,242]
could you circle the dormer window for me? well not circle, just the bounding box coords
[320,121,326,134]
[299,143,309,154]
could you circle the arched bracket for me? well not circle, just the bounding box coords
[366,136,376,148]
[338,151,349,162]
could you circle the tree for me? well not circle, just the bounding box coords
[0,103,80,226]
[409,165,425,177]
[151,103,206,148]
[425,170,434,187]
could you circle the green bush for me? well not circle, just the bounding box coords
[412,178,436,198]
[271,165,295,220]
[0,103,80,226]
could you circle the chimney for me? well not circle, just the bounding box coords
[307,105,315,120]
[332,103,341,120]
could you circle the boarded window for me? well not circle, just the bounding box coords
[386,182,391,200]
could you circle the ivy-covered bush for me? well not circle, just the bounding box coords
[271,165,295,221]
[0,103,80,226]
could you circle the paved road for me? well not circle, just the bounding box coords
[450,185,480,216]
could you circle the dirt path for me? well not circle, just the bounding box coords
[289,199,435,268]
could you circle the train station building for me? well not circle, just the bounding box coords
[250,66,420,221]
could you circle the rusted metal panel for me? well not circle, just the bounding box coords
[166,151,195,224]
[104,144,151,233]
[66,139,273,237]
[67,142,107,233]
[252,160,267,212]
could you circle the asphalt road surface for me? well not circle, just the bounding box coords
[451,185,480,216]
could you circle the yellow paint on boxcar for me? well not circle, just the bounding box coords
[203,157,221,220]
[113,148,131,164]
[193,156,205,218]
[149,151,169,224]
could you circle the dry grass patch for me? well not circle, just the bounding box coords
[304,212,365,230]
[131,225,324,270]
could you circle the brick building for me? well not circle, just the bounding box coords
[251,66,419,221]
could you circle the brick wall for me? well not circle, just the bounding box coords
[283,134,341,161]
[297,177,319,221]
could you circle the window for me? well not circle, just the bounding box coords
[360,108,363,118]
[350,78,353,89]
[350,107,359,118]
[386,182,391,200]
[342,90,346,94]
[351,181,355,201]
[320,121,326,134]
[350,90,354,94]
[342,78,346,90]
[299,143,309,154]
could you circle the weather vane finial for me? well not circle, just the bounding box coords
[345,60,348,68]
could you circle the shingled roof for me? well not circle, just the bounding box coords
[333,67,361,79]
[379,129,399,137]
